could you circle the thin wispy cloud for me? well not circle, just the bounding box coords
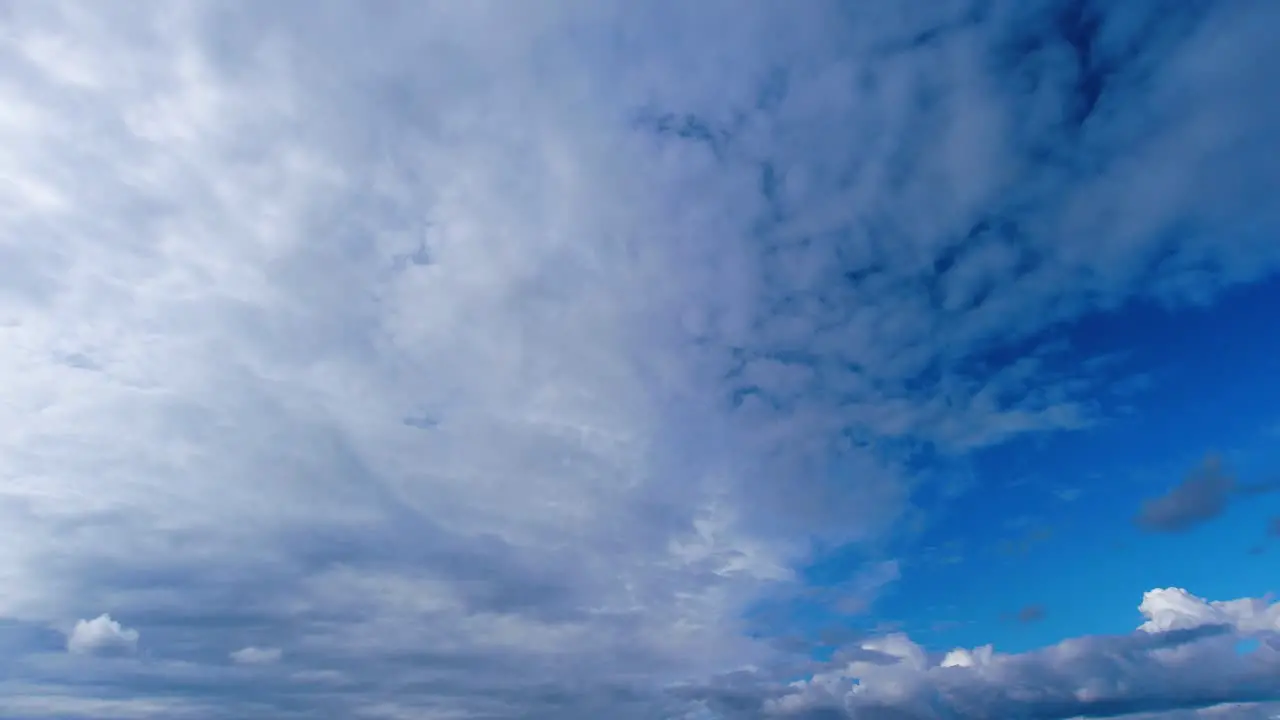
[1,1,1278,718]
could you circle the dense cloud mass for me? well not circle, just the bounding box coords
[1,0,1278,718]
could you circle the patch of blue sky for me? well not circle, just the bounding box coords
[757,271,1280,661]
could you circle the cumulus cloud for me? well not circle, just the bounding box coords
[0,0,1277,717]
[229,646,282,665]
[1137,588,1280,636]
[65,614,138,656]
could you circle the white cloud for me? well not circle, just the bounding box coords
[65,614,138,656]
[1139,588,1280,636]
[0,0,1276,717]
[229,646,283,665]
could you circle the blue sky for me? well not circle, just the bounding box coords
[2,1,1280,719]
[870,277,1280,655]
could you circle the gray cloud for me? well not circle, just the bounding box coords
[1016,604,1047,623]
[1,0,1279,717]
[1136,456,1279,533]
[683,589,1280,720]
[1136,456,1238,533]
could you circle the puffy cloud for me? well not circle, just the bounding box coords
[229,646,282,665]
[65,614,138,656]
[0,0,1277,717]
[1138,588,1280,636]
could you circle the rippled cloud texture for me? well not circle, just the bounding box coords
[1,1,1278,718]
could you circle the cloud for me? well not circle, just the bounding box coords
[1136,456,1279,533]
[1117,703,1280,720]
[229,646,282,665]
[0,0,1277,717]
[1015,604,1047,623]
[1136,456,1238,533]
[0,693,208,720]
[691,588,1280,720]
[998,523,1055,556]
[1053,487,1083,503]
[1137,588,1280,635]
[65,614,139,656]
[808,560,903,616]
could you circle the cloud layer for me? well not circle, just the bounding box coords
[1,1,1279,718]
[693,589,1280,720]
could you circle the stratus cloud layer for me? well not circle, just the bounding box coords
[0,1,1278,718]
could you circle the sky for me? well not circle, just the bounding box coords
[1,1,1279,718]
